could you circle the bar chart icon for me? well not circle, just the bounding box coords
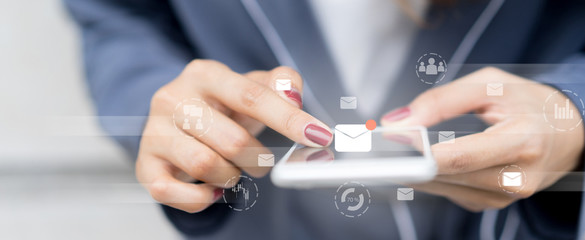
[554,99,574,120]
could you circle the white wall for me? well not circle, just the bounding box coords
[0,1,180,238]
[0,0,117,164]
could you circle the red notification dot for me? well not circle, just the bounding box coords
[366,119,377,130]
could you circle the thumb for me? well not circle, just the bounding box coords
[381,69,494,127]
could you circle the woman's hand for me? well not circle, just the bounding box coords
[381,67,584,212]
[136,60,333,213]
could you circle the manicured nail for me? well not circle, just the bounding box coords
[304,124,332,147]
[383,107,411,122]
[213,188,223,201]
[307,150,333,161]
[284,89,302,108]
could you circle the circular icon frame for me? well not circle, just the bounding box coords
[542,89,584,132]
[416,52,448,85]
[222,175,259,212]
[497,165,527,194]
[334,181,371,218]
[172,98,214,138]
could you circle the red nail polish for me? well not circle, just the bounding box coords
[307,150,333,161]
[284,89,302,107]
[304,124,332,147]
[213,188,223,201]
[383,107,411,122]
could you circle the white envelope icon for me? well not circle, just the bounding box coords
[502,172,522,186]
[438,131,455,143]
[275,79,291,91]
[397,188,414,201]
[340,97,357,109]
[258,154,275,167]
[334,124,372,152]
[486,83,504,96]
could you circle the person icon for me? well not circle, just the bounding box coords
[418,62,426,72]
[182,118,190,130]
[438,61,445,72]
[425,58,438,75]
[195,118,203,130]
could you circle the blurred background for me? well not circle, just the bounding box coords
[0,1,180,238]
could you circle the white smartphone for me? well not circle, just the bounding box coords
[271,126,436,188]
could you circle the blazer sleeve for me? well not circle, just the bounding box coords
[513,53,585,239]
[64,0,195,159]
[64,1,234,236]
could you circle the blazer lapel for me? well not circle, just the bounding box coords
[380,1,492,113]
[253,0,498,122]
[254,0,360,124]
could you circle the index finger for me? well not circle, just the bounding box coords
[194,62,332,147]
[246,67,304,108]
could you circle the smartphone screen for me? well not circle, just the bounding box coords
[285,128,427,164]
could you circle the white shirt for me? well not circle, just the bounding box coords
[309,0,428,117]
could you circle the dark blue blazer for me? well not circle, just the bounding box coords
[65,0,585,239]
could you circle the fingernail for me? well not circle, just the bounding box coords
[213,188,223,201]
[307,150,333,161]
[284,89,302,108]
[383,107,411,122]
[304,124,332,147]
